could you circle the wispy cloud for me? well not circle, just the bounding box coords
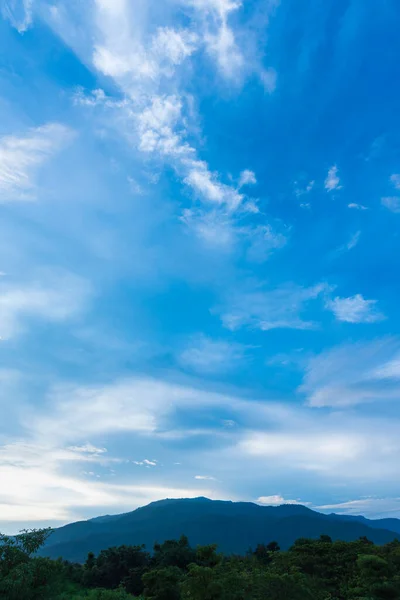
[257,495,304,506]
[0,271,91,339]
[68,444,108,456]
[47,0,273,258]
[300,337,400,407]
[133,459,158,467]
[324,165,341,192]
[186,0,244,80]
[382,196,400,213]
[348,203,368,210]
[346,231,361,250]
[218,282,329,331]
[1,0,33,33]
[178,334,249,374]
[294,180,314,197]
[317,497,400,519]
[0,123,73,201]
[246,224,288,263]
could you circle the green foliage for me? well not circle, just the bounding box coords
[0,528,60,600]
[2,526,400,600]
[143,566,182,600]
[66,589,136,599]
[152,536,196,570]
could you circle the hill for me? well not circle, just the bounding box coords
[39,497,400,563]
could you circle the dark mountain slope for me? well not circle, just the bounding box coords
[39,497,400,563]
[329,513,400,535]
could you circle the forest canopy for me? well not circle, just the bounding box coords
[2,528,400,599]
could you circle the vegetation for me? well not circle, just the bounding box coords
[2,528,400,599]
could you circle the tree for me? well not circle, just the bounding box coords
[143,566,182,600]
[180,564,223,600]
[0,528,59,600]
[152,536,196,570]
[84,545,150,589]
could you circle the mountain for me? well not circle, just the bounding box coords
[328,513,400,535]
[39,497,400,563]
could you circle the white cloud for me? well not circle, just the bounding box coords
[205,22,244,80]
[2,370,400,526]
[238,169,257,188]
[73,87,128,109]
[54,2,263,254]
[0,445,214,526]
[134,96,251,229]
[382,196,400,213]
[184,159,244,209]
[325,165,341,192]
[178,334,248,374]
[300,337,400,408]
[185,0,245,81]
[218,282,329,331]
[68,444,108,455]
[257,495,303,506]
[0,123,73,201]
[326,294,384,324]
[151,27,199,66]
[0,375,246,527]
[241,432,364,465]
[0,271,91,339]
[133,459,157,467]
[317,497,400,518]
[185,0,242,14]
[348,202,368,210]
[137,95,191,157]
[30,376,257,446]
[1,0,33,33]
[237,410,400,479]
[195,475,216,480]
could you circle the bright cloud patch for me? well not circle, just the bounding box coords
[327,294,384,323]
[325,165,341,191]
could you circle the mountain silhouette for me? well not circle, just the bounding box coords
[39,497,400,563]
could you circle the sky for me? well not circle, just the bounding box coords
[1,0,400,534]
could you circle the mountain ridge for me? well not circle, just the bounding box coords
[39,497,400,563]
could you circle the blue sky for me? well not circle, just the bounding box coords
[1,0,400,533]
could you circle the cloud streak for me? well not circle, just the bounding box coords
[0,123,73,201]
[300,337,400,407]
